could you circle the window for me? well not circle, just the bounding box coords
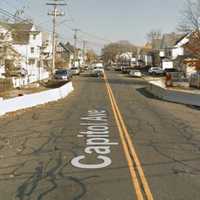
[0,33,4,40]
[0,59,4,65]
[33,34,36,40]
[30,47,34,54]
[29,59,35,65]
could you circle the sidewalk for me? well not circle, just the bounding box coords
[145,76,200,93]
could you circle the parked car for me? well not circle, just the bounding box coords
[121,66,133,74]
[54,69,72,82]
[83,65,89,71]
[114,65,121,71]
[129,70,142,78]
[90,63,104,77]
[164,68,178,73]
[71,67,80,75]
[189,71,200,88]
[148,67,164,76]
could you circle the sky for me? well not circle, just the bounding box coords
[0,0,186,51]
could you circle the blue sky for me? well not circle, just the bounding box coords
[0,0,185,50]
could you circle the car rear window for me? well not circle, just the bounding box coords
[55,70,68,75]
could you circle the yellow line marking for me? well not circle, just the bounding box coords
[104,74,144,200]
[104,73,154,200]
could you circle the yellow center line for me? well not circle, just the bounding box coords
[104,74,144,200]
[104,72,154,200]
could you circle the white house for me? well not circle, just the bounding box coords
[41,32,53,70]
[118,52,137,66]
[0,21,49,87]
[171,34,190,60]
[0,21,16,78]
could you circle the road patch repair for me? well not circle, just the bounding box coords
[0,81,74,116]
[71,110,119,169]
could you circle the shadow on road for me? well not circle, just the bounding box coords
[136,87,159,99]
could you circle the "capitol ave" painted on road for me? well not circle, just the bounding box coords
[71,110,118,169]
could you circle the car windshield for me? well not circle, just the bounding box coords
[165,69,177,72]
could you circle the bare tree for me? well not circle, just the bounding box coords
[178,0,200,70]
[146,30,162,42]
[178,0,200,32]
[101,41,137,63]
[86,49,98,63]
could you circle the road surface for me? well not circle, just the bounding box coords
[0,70,200,200]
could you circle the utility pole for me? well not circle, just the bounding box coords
[72,28,80,66]
[82,40,87,64]
[46,0,66,75]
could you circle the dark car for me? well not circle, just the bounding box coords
[54,69,72,82]
[121,66,133,74]
[164,68,179,74]
[114,64,122,71]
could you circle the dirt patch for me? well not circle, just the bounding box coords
[0,80,68,99]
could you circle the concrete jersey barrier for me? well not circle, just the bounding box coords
[0,81,74,116]
[146,81,200,107]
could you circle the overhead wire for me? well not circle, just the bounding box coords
[0,2,108,52]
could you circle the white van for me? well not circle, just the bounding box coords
[90,63,104,77]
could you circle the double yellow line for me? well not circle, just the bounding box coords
[104,73,154,200]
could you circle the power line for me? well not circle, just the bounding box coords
[65,6,74,23]
[80,30,112,43]
[60,23,112,44]
[0,8,26,22]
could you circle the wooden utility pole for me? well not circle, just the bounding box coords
[82,40,87,64]
[72,28,80,65]
[46,0,66,75]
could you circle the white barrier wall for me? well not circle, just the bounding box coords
[0,82,74,116]
[147,82,200,107]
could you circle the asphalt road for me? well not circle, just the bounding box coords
[0,70,200,200]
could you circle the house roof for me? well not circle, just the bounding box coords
[160,33,184,49]
[174,33,189,46]
[65,42,75,53]
[0,21,39,45]
[59,42,75,54]
[11,23,33,45]
[0,21,11,30]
